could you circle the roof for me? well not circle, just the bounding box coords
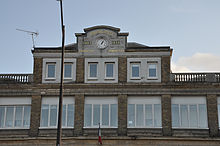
[84,25,120,33]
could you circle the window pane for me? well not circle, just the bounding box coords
[84,104,92,127]
[50,105,57,127]
[172,104,180,127]
[110,104,117,127]
[149,64,157,77]
[5,106,14,127]
[128,104,135,127]
[89,63,97,78]
[136,104,144,126]
[154,104,161,127]
[67,104,74,127]
[93,104,100,126]
[23,106,31,127]
[106,63,114,78]
[145,104,153,127]
[0,106,5,128]
[41,104,49,127]
[62,105,66,127]
[180,105,188,127]
[15,106,23,127]
[198,104,207,128]
[218,104,220,128]
[64,64,72,78]
[48,64,55,78]
[132,64,140,78]
[102,104,109,126]
[189,105,198,127]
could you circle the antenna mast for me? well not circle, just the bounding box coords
[16,28,39,48]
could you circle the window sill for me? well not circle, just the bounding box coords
[172,127,209,129]
[45,78,56,81]
[39,127,74,129]
[0,127,30,130]
[83,127,118,129]
[127,127,162,129]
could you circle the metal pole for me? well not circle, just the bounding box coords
[56,0,65,146]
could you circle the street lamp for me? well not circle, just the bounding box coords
[56,0,65,146]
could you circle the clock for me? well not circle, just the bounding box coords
[96,38,108,49]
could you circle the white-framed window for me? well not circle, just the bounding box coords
[42,58,76,83]
[84,97,118,128]
[85,58,118,83]
[131,63,141,79]
[64,63,73,79]
[88,63,98,79]
[148,63,157,79]
[127,58,161,83]
[171,96,208,129]
[0,97,31,129]
[46,63,56,79]
[40,97,74,128]
[127,97,161,128]
[105,63,114,79]
[217,97,220,128]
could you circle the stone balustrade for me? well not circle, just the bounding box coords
[0,74,33,84]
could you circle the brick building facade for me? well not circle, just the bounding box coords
[0,25,220,146]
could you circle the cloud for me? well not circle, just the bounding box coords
[171,53,220,72]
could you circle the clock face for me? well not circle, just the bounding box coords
[96,39,108,49]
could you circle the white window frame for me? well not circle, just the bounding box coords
[46,63,56,79]
[147,63,158,79]
[0,97,32,129]
[130,63,141,80]
[171,96,208,129]
[88,62,98,79]
[127,58,161,83]
[105,62,115,79]
[42,58,76,83]
[127,96,162,128]
[84,97,118,128]
[40,97,75,129]
[85,58,118,83]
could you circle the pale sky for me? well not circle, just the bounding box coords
[1,0,220,73]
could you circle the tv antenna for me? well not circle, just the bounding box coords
[16,28,39,48]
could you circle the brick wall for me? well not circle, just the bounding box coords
[207,94,219,137]
[76,57,85,83]
[29,94,42,137]
[118,94,127,136]
[118,57,127,83]
[74,94,85,136]
[161,94,172,136]
[33,57,43,84]
[161,56,171,83]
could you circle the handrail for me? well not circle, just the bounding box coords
[0,74,33,83]
[171,73,220,83]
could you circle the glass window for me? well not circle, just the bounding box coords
[128,104,135,127]
[131,64,140,78]
[84,102,118,128]
[0,105,31,129]
[40,103,74,128]
[171,103,207,128]
[47,63,56,78]
[84,104,92,127]
[148,64,157,78]
[89,63,98,78]
[127,102,161,128]
[15,106,22,127]
[105,63,114,78]
[0,107,5,128]
[136,104,144,126]
[218,104,220,128]
[64,63,72,78]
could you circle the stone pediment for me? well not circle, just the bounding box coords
[75,25,128,56]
